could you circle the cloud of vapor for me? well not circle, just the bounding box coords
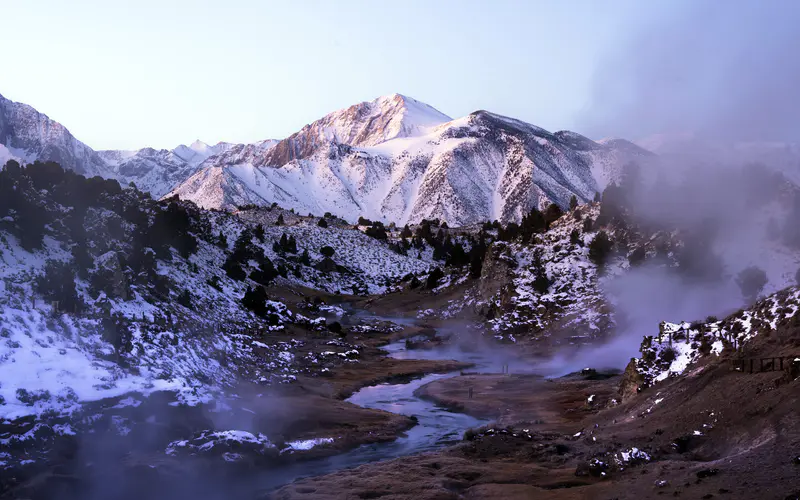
[580,0,800,142]
[536,266,743,377]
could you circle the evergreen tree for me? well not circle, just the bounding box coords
[401,224,412,238]
[177,289,193,310]
[254,224,265,242]
[468,235,488,279]
[569,229,581,246]
[544,203,563,229]
[426,267,444,289]
[279,233,288,250]
[432,244,447,261]
[446,241,469,267]
[217,232,228,249]
[365,225,388,240]
[317,217,328,228]
[241,286,269,317]
[275,214,284,226]
[520,207,546,243]
[569,195,578,211]
[588,231,614,267]
[36,260,82,312]
[531,248,550,293]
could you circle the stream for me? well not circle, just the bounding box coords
[256,335,503,491]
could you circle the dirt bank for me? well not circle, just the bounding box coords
[267,328,800,500]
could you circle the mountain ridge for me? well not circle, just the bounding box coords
[1,91,655,224]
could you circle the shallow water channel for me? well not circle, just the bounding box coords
[258,337,497,490]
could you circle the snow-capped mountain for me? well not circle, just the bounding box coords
[0,90,668,225]
[96,140,234,197]
[0,92,108,176]
[170,94,648,225]
[0,92,236,197]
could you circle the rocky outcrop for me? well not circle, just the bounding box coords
[618,358,646,401]
[91,251,129,300]
[478,241,517,304]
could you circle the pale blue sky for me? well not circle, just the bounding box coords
[2,0,689,149]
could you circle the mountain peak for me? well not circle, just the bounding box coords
[189,139,210,153]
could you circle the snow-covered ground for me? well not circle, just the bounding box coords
[633,287,800,386]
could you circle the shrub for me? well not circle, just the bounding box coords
[223,258,247,281]
[426,267,444,289]
[317,218,328,228]
[628,246,646,267]
[320,246,335,258]
[177,289,193,310]
[365,225,388,240]
[588,231,613,267]
[36,260,82,312]
[241,286,269,317]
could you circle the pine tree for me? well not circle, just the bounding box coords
[254,224,265,242]
[279,233,288,252]
[569,195,578,211]
[426,267,444,289]
[317,218,328,228]
[588,231,614,267]
[275,214,284,226]
[544,203,563,229]
[241,286,269,317]
[217,232,228,249]
[446,242,468,267]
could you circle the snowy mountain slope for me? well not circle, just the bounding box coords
[0,163,433,423]
[582,137,657,190]
[96,140,235,197]
[0,92,240,197]
[0,92,108,176]
[171,99,645,225]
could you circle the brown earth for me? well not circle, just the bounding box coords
[267,322,800,500]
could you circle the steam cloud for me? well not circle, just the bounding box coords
[580,0,800,143]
